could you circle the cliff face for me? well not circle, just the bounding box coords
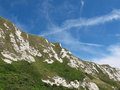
[0,17,120,90]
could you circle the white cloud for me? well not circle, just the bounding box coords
[78,42,103,47]
[45,26,102,59]
[81,0,84,7]
[80,0,84,16]
[116,34,120,37]
[42,23,102,47]
[40,3,120,62]
[94,44,120,68]
[41,9,120,36]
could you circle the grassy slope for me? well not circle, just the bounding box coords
[1,56,119,90]
[0,56,86,90]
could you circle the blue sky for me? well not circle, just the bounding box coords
[1,0,120,68]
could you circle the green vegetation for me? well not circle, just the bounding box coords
[0,57,84,90]
[92,79,114,90]
[95,65,120,89]
[85,86,89,90]
[85,73,94,80]
[35,57,85,81]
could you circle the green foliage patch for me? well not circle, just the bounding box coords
[0,57,82,90]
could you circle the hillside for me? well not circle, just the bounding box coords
[0,17,120,90]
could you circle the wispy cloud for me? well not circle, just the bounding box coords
[39,1,120,61]
[41,23,102,48]
[41,9,120,36]
[47,30,101,55]
[94,44,120,68]
[41,0,53,23]
[78,42,103,47]
[80,0,84,16]
[39,0,104,58]
[115,34,120,37]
